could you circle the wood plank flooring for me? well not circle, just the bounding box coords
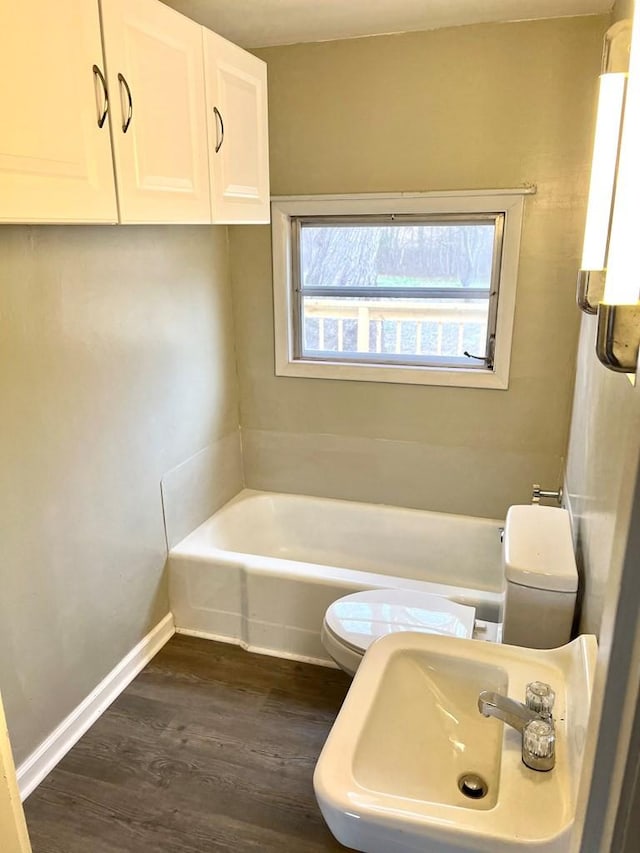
[24,635,354,852]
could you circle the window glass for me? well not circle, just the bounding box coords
[295,217,500,368]
[300,222,495,290]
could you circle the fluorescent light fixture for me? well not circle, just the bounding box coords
[603,32,640,305]
[577,20,631,315]
[580,73,626,273]
[596,9,640,375]
[577,73,626,314]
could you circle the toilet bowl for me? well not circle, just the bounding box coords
[321,504,578,675]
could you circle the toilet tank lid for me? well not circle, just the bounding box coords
[504,505,578,593]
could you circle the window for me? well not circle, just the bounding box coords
[272,192,530,389]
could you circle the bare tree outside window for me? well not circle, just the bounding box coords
[301,223,494,290]
[295,217,499,366]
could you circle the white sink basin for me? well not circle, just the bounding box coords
[314,632,597,853]
[353,650,506,810]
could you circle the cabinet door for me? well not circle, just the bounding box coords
[204,31,270,224]
[0,0,117,223]
[100,0,210,224]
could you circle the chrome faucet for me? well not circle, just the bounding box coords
[478,692,540,733]
[478,686,556,772]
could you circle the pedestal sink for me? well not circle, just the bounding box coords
[314,632,597,853]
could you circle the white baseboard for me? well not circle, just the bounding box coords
[174,627,338,669]
[17,613,175,801]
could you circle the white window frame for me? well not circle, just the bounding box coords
[271,190,532,390]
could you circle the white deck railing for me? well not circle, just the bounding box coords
[303,297,487,357]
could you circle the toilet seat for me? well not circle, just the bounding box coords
[322,589,477,674]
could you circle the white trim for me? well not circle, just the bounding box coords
[271,191,528,390]
[272,187,537,202]
[175,627,338,669]
[17,613,175,801]
[272,358,510,389]
[0,694,31,852]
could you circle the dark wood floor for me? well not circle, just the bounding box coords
[24,635,354,852]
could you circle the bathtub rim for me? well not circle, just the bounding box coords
[173,487,506,542]
[171,488,505,593]
[169,488,506,663]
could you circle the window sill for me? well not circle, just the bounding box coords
[275,357,509,389]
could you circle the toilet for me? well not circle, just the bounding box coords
[321,504,578,676]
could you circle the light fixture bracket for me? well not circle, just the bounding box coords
[595,303,640,373]
[577,270,606,315]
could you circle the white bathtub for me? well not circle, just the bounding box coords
[169,490,505,665]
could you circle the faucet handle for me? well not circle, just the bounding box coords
[523,719,556,771]
[525,681,555,720]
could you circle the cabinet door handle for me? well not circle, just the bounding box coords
[213,106,224,153]
[117,73,133,133]
[92,64,109,129]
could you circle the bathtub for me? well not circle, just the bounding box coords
[169,490,505,665]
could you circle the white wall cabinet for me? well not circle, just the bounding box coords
[204,31,271,224]
[0,0,118,224]
[100,0,211,224]
[0,0,270,225]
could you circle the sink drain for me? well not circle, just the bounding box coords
[458,773,489,799]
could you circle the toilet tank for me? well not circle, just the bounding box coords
[502,505,578,649]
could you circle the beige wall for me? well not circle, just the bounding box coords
[568,3,640,842]
[566,318,640,637]
[565,0,639,640]
[230,15,607,520]
[0,225,240,764]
